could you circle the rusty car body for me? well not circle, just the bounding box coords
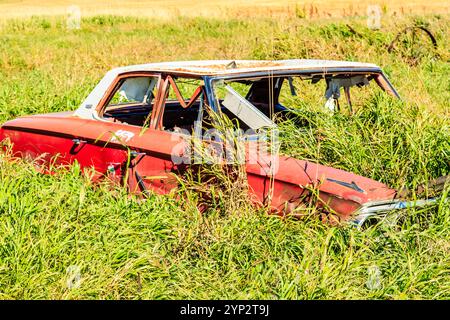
[0,59,442,226]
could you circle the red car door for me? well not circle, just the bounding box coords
[66,120,132,184]
[125,128,186,195]
[85,72,188,195]
[123,75,194,195]
[122,74,206,196]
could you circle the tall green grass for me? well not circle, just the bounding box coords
[0,14,449,299]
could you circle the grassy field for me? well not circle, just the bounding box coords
[0,8,449,299]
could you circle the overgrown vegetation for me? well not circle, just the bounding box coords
[0,14,449,299]
[278,94,449,190]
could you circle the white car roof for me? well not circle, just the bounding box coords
[109,59,380,76]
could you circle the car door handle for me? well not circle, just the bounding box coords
[130,150,146,158]
[72,138,87,145]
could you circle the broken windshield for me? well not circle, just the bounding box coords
[212,72,396,130]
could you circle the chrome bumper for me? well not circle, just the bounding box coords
[351,198,439,228]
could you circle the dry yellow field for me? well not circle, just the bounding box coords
[0,0,448,20]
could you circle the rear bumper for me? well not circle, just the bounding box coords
[351,198,439,228]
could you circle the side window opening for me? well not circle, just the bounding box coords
[160,77,205,134]
[103,76,159,127]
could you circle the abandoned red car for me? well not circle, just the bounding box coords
[0,60,443,226]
